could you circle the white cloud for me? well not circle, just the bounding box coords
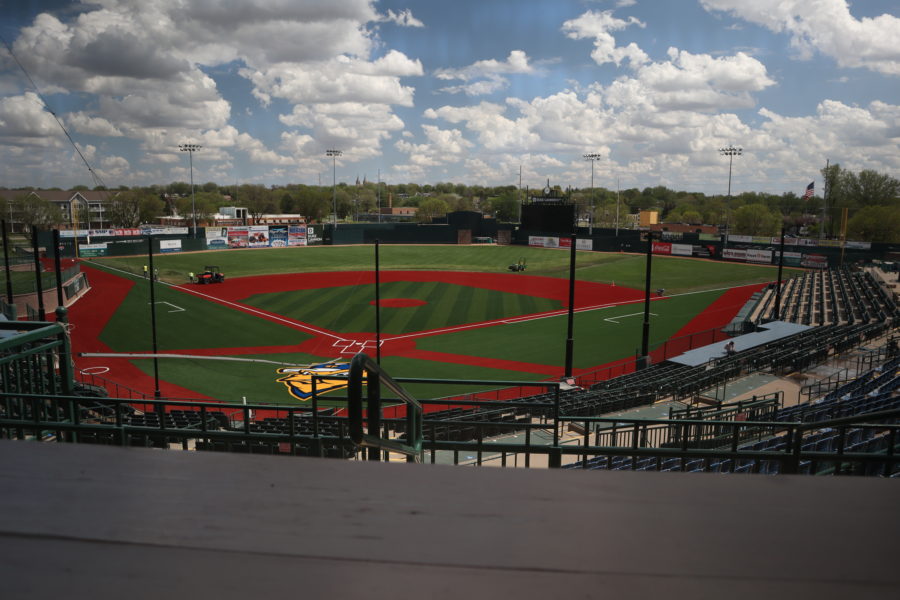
[395,125,473,166]
[562,10,649,68]
[67,113,123,137]
[700,0,900,75]
[436,50,535,96]
[0,93,63,142]
[280,102,405,160]
[6,0,421,176]
[378,8,425,28]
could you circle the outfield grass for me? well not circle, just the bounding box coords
[93,244,800,294]
[242,280,562,335]
[416,288,723,368]
[100,277,310,351]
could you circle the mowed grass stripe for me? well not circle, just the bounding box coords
[394,281,437,332]
[302,286,356,331]
[423,281,463,331]
[447,285,475,326]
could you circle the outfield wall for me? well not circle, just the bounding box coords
[35,224,898,266]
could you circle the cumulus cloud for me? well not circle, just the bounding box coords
[562,10,648,68]
[6,0,422,177]
[395,125,474,166]
[436,50,536,95]
[0,92,63,141]
[700,0,900,75]
[378,8,425,27]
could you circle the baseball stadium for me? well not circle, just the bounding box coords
[2,223,899,594]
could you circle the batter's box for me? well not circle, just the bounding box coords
[331,339,383,355]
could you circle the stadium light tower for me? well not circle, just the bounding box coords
[178,143,202,238]
[583,153,602,235]
[326,149,343,227]
[719,145,741,250]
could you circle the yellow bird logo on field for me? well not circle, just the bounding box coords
[276,361,350,401]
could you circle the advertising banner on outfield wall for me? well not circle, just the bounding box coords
[801,254,828,269]
[692,245,715,258]
[558,237,572,248]
[288,225,307,246]
[159,239,182,253]
[544,237,560,248]
[227,227,249,248]
[205,227,228,249]
[775,251,803,266]
[141,226,189,236]
[248,225,270,248]
[576,238,593,251]
[652,241,672,255]
[269,226,288,247]
[306,225,323,245]
[61,228,142,238]
[746,249,772,264]
[528,236,544,247]
[671,243,693,257]
[79,243,108,257]
[723,248,747,261]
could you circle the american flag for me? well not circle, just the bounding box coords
[802,181,814,199]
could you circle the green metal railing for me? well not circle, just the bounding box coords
[0,315,73,397]
[347,352,423,463]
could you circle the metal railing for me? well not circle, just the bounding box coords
[347,352,423,463]
[0,316,73,397]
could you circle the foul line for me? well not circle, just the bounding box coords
[604,311,657,323]
[94,262,347,342]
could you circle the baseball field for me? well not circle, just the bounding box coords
[66,244,799,405]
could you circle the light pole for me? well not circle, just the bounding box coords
[583,153,602,235]
[179,143,201,238]
[719,145,741,250]
[326,149,342,227]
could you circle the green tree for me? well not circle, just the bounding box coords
[845,169,900,207]
[487,190,520,222]
[15,194,62,239]
[681,210,703,225]
[107,190,164,227]
[293,187,330,223]
[175,191,220,229]
[417,196,449,223]
[239,184,275,224]
[847,206,900,243]
[731,203,780,236]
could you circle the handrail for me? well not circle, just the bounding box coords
[346,352,424,463]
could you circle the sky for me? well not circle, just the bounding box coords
[0,0,897,196]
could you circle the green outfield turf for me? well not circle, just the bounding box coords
[93,244,801,294]
[99,277,310,352]
[242,280,562,335]
[416,288,722,369]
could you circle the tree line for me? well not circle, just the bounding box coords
[0,165,896,241]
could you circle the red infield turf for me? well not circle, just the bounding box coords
[66,264,763,401]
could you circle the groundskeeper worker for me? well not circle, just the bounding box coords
[143,265,148,278]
